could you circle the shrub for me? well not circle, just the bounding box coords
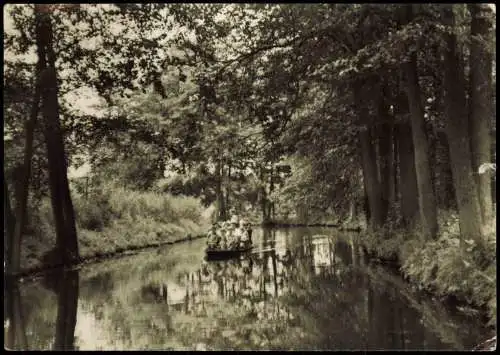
[22,181,209,270]
[400,218,496,326]
[73,190,113,231]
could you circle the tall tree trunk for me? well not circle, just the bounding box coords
[226,162,231,214]
[441,5,484,245]
[397,122,420,229]
[259,166,269,223]
[359,127,384,229]
[392,127,398,210]
[400,5,438,239]
[468,3,494,230]
[7,73,41,275]
[268,165,275,221]
[354,81,384,229]
[215,160,226,221]
[402,53,438,239]
[35,5,79,265]
[435,130,456,209]
[377,91,395,222]
[54,270,79,350]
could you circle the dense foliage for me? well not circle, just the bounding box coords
[3,2,496,336]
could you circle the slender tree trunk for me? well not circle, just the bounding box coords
[226,162,231,214]
[391,128,398,210]
[441,5,484,245]
[468,3,494,230]
[4,177,16,263]
[377,94,395,222]
[397,122,420,229]
[259,167,269,223]
[377,123,390,221]
[354,81,384,229]
[216,160,226,221]
[7,74,41,275]
[268,165,275,221]
[435,130,456,209]
[402,54,438,239]
[35,5,79,265]
[359,127,384,229]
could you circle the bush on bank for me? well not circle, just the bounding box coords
[360,210,497,327]
[20,182,211,271]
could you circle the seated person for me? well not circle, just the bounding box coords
[239,220,252,247]
[240,218,252,242]
[206,230,220,250]
[220,226,229,249]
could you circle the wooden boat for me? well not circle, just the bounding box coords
[205,246,253,261]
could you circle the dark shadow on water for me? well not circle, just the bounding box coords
[4,277,29,350]
[53,270,79,350]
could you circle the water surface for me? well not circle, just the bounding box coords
[4,227,487,350]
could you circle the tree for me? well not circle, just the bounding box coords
[400,5,438,239]
[35,4,79,266]
[441,4,484,246]
[397,122,420,229]
[468,4,494,230]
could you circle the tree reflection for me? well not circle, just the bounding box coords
[4,277,29,350]
[53,270,79,350]
[9,229,484,350]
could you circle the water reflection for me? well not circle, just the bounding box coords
[53,270,79,350]
[4,228,488,350]
[5,269,79,351]
[4,278,28,350]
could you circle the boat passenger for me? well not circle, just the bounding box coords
[220,225,229,249]
[239,219,252,247]
[240,218,252,243]
[229,216,241,249]
[206,229,220,250]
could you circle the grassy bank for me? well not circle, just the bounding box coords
[20,183,211,272]
[357,210,497,328]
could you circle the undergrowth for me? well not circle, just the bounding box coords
[362,209,497,328]
[21,182,210,270]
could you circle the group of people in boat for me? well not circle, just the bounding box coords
[206,215,252,251]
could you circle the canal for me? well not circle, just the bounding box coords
[4,227,488,350]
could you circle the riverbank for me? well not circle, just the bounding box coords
[12,234,207,281]
[15,185,211,277]
[261,221,362,232]
[353,211,496,338]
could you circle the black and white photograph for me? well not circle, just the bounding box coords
[3,3,496,351]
